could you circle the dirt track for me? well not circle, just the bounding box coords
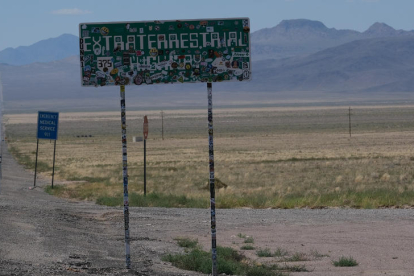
[1,142,414,276]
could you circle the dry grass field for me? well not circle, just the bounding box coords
[5,104,414,208]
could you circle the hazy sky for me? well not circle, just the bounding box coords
[0,0,413,51]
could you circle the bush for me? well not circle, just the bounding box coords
[333,256,358,267]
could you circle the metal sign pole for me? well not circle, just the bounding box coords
[349,107,352,138]
[161,111,164,140]
[207,83,217,276]
[120,85,131,269]
[34,139,39,187]
[51,140,57,188]
[144,139,146,196]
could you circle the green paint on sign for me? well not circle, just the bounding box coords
[79,18,251,86]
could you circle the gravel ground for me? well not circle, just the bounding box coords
[1,141,414,276]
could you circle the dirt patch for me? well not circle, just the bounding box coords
[1,142,414,275]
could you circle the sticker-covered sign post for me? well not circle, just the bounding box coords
[143,115,148,196]
[34,111,59,188]
[79,18,251,273]
[120,85,131,269]
[207,82,217,274]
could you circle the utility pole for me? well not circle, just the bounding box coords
[161,111,164,140]
[349,107,352,138]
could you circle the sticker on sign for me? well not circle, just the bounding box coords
[97,57,114,72]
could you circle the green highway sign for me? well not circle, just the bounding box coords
[79,18,251,86]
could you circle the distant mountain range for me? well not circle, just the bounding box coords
[250,36,414,93]
[0,34,78,66]
[1,19,414,112]
[1,19,412,65]
[252,19,414,60]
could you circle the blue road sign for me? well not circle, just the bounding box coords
[37,111,59,140]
